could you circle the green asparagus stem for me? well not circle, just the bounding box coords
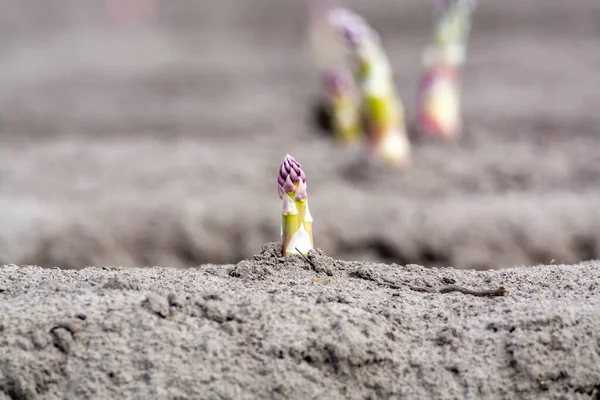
[330,8,411,166]
[278,154,313,256]
[416,0,476,138]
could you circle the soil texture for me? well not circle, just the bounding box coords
[1,0,600,268]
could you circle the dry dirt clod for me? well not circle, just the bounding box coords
[31,330,50,349]
[50,327,74,354]
[142,293,170,319]
[296,249,336,276]
[49,321,85,354]
[228,260,273,280]
[167,293,182,307]
[349,265,380,281]
[103,276,141,290]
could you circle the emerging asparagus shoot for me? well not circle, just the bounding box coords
[416,0,476,138]
[321,70,361,143]
[278,154,313,256]
[329,8,411,167]
[306,0,361,143]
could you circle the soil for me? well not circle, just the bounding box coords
[1,0,600,270]
[2,2,600,397]
[1,246,600,399]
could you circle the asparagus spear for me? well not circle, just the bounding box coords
[278,154,313,256]
[330,8,411,166]
[307,0,361,143]
[416,0,476,138]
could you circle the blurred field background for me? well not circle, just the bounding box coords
[1,0,599,269]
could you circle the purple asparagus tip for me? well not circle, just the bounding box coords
[278,154,307,199]
[328,7,380,48]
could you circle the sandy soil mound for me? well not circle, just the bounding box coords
[1,245,599,399]
[1,0,600,269]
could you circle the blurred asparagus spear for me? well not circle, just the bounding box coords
[306,0,361,143]
[278,154,313,256]
[415,0,476,138]
[321,70,362,142]
[330,8,411,167]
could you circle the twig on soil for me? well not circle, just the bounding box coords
[439,284,506,297]
[379,281,507,297]
[377,281,405,290]
[296,247,319,270]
